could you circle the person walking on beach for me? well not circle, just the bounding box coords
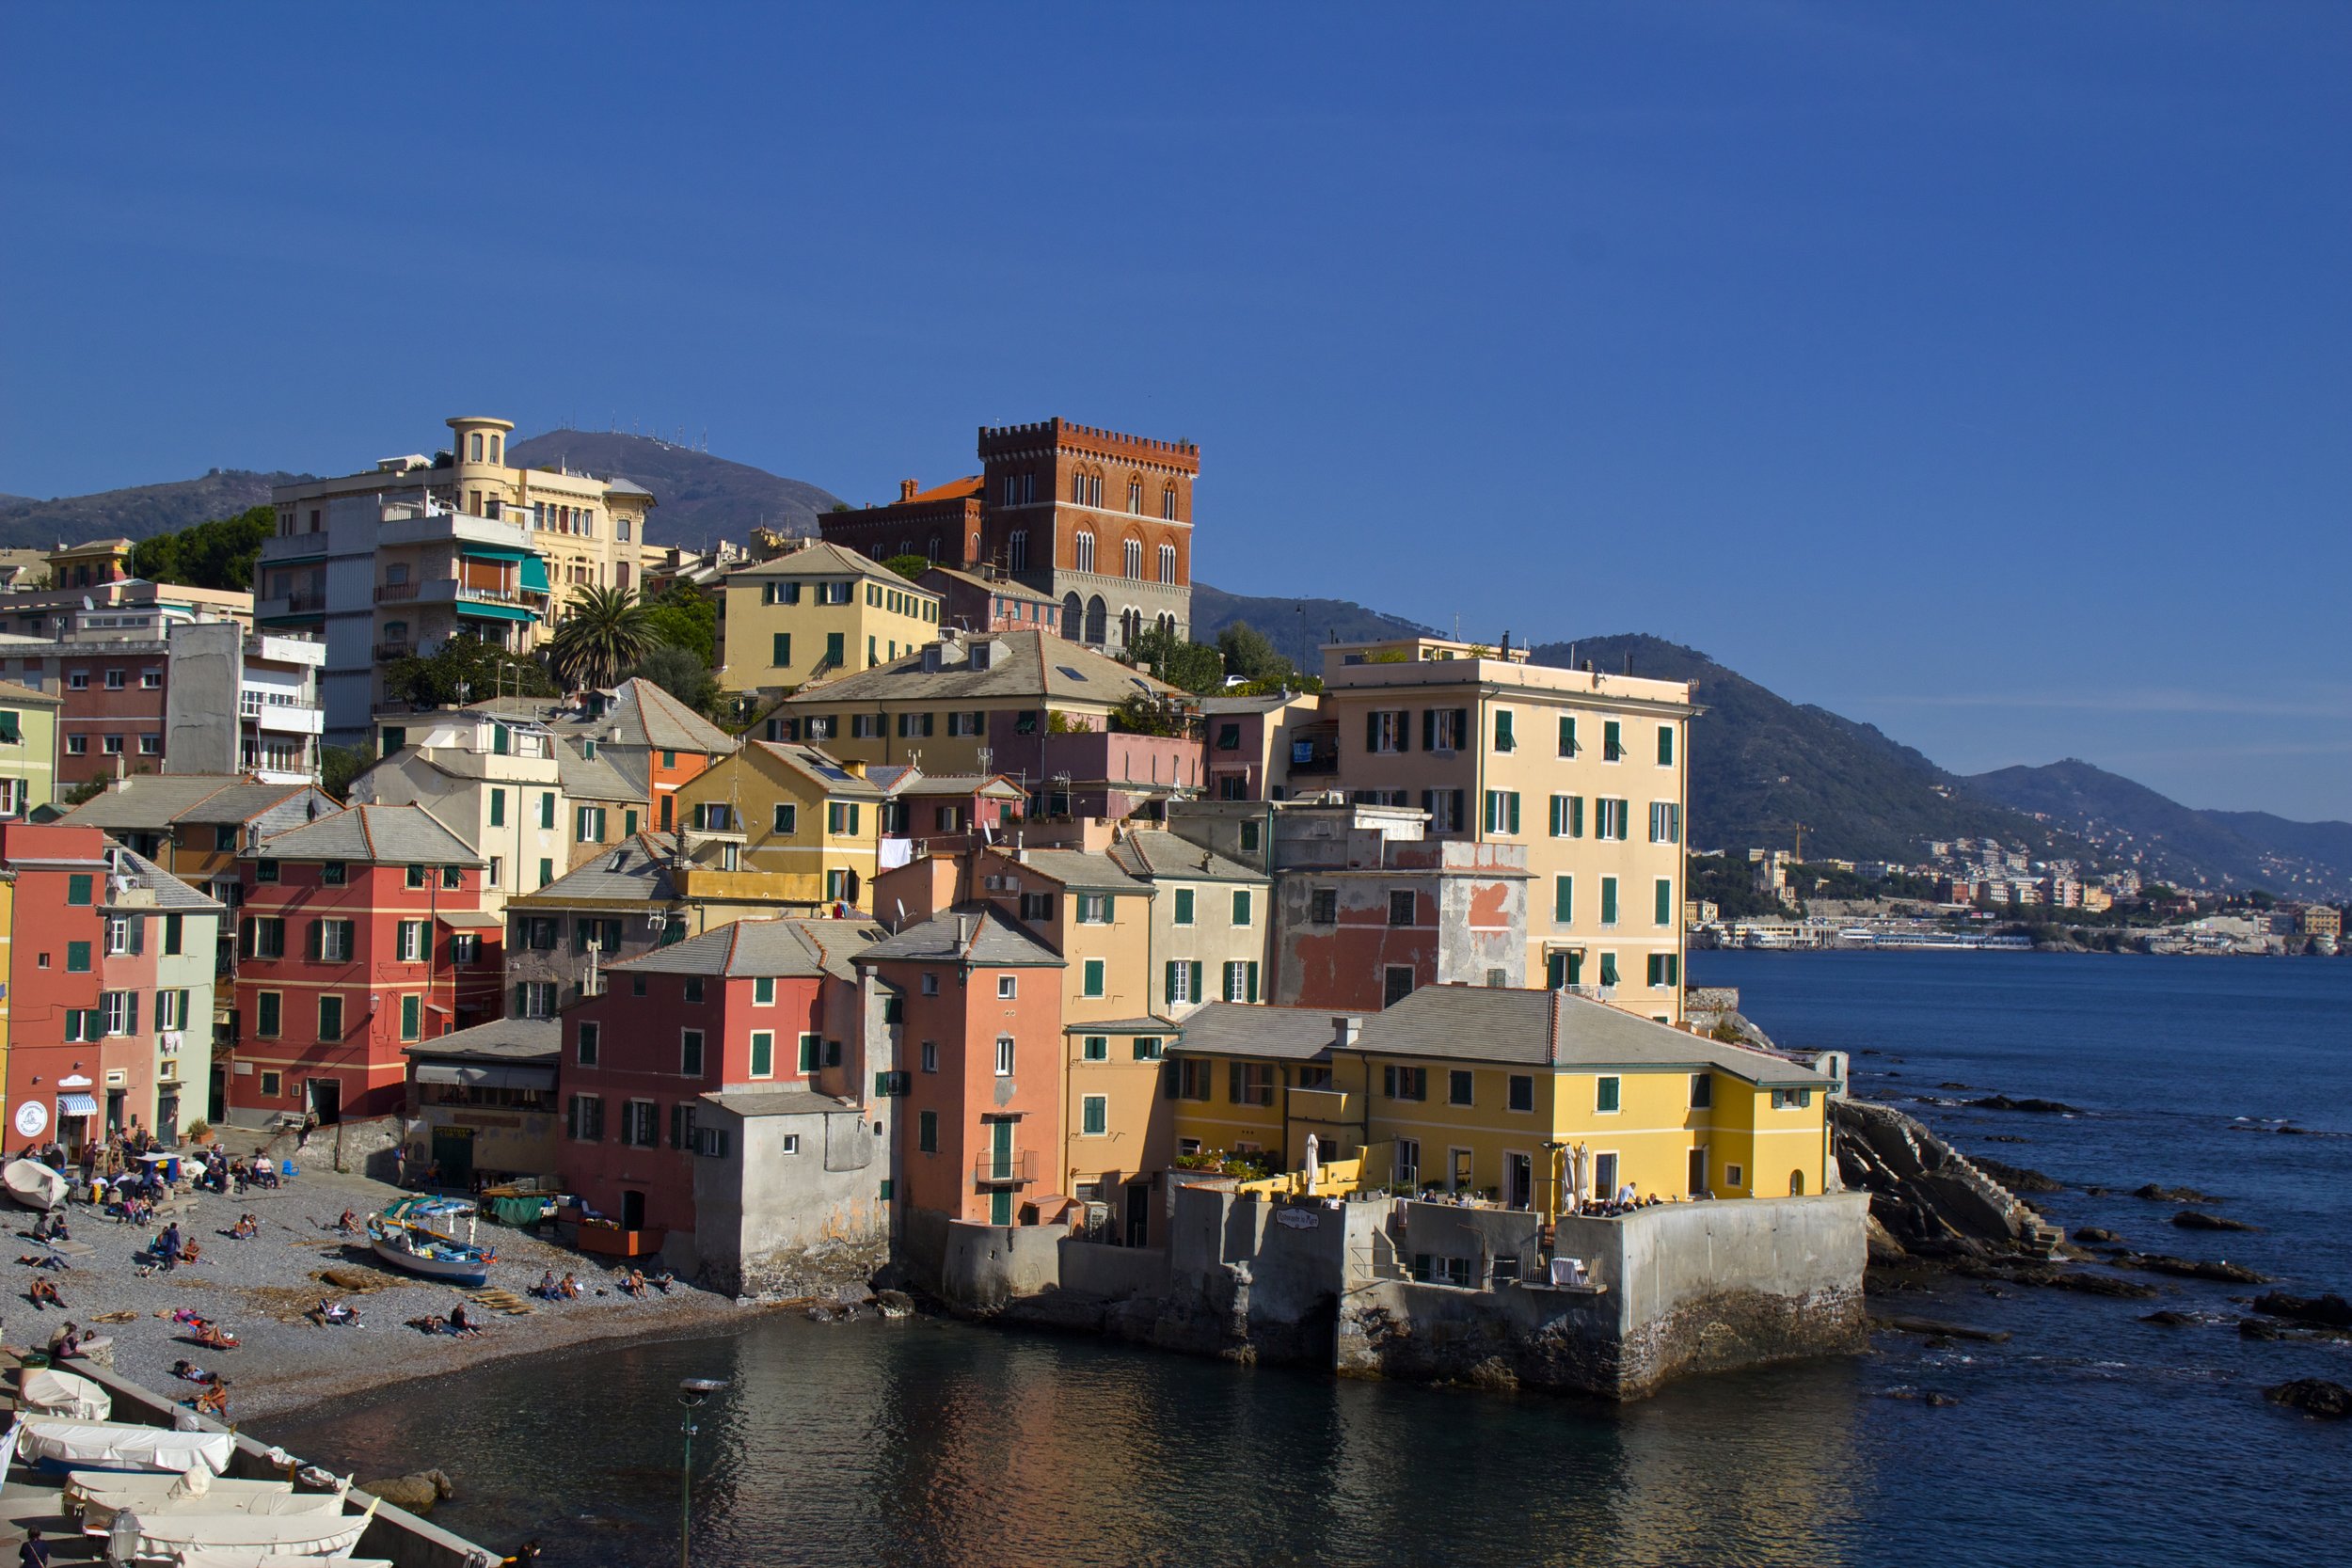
[20,1524,51,1568]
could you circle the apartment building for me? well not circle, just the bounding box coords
[0,679,60,819]
[1324,637,1696,1023]
[56,775,336,911]
[1200,692,1324,801]
[229,805,501,1124]
[1167,986,1833,1209]
[718,541,943,693]
[0,825,223,1147]
[352,707,587,909]
[916,564,1061,637]
[820,419,1199,654]
[263,415,663,743]
[669,742,888,908]
[0,540,254,640]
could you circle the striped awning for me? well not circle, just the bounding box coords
[57,1094,99,1117]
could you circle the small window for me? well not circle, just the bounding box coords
[1082,1095,1108,1136]
[685,977,705,1004]
[1597,1076,1622,1114]
[1082,958,1105,998]
[920,1040,938,1072]
[682,1030,706,1076]
[749,1031,773,1077]
[1310,888,1337,924]
[1172,888,1194,926]
[321,862,346,886]
[1508,1074,1534,1113]
[918,1110,939,1153]
[1387,890,1414,927]
[994,1036,1014,1077]
[997,974,1017,999]
[1083,1035,1108,1061]
[1239,822,1261,854]
[1691,1073,1713,1109]
[1232,889,1252,927]
[772,803,797,834]
[755,975,776,1006]
[579,1022,601,1066]
[1133,1036,1163,1061]
[1448,1069,1473,1107]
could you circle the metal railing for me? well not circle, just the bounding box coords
[373,582,421,602]
[973,1150,1038,1187]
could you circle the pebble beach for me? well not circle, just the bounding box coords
[6,1155,750,1423]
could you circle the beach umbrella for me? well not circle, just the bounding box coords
[1302,1132,1320,1195]
[1572,1144,1590,1210]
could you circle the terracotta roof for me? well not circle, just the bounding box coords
[0,678,59,706]
[903,476,982,505]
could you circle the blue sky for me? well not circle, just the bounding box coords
[3,3,2345,818]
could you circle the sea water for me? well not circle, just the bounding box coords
[273,953,2352,1567]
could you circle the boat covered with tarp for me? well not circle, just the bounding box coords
[4,1158,68,1211]
[366,1196,494,1287]
[20,1368,110,1421]
[69,1465,349,1528]
[13,1417,235,1475]
[123,1495,378,1560]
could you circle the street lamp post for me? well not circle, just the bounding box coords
[676,1377,728,1568]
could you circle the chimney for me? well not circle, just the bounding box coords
[955,912,973,947]
[899,479,918,503]
[1333,1016,1361,1048]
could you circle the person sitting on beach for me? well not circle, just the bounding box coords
[317,1297,358,1327]
[189,1378,229,1418]
[619,1269,646,1297]
[644,1269,675,1294]
[334,1209,360,1234]
[189,1319,238,1351]
[27,1277,64,1310]
[170,1358,208,1382]
[448,1302,483,1338]
[226,1214,259,1241]
[46,1323,80,1359]
[531,1270,560,1300]
[557,1272,581,1300]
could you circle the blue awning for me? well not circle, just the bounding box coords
[458,543,535,563]
[57,1094,99,1117]
[455,601,538,624]
[518,555,550,594]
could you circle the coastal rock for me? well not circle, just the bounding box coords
[361,1470,454,1515]
[1834,1098,2045,1254]
[2239,1318,2287,1340]
[2074,1227,2122,1244]
[1970,1158,2065,1195]
[2171,1211,2258,1233]
[2251,1292,2352,1330]
[874,1290,915,1319]
[2141,1310,2195,1326]
[1958,1260,2157,1298]
[1863,1215,1909,1266]
[2133,1184,2220,1204]
[2122,1254,2268,1285]
[1966,1095,2081,1115]
[2263,1379,2350,1419]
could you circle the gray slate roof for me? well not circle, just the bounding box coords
[1175,1004,1363,1061]
[1106,829,1265,884]
[606,915,884,979]
[557,740,644,803]
[727,541,931,589]
[59,776,295,832]
[853,903,1064,968]
[246,804,485,867]
[700,1088,858,1118]
[753,741,886,798]
[781,629,1176,708]
[516,834,681,905]
[404,1017,560,1064]
[1353,986,1835,1084]
[918,564,1058,604]
[999,847,1150,894]
[597,677,739,755]
[105,847,224,912]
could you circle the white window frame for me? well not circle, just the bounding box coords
[994,1036,1015,1077]
[997,974,1017,999]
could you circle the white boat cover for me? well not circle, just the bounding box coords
[17,1418,234,1474]
[174,1558,392,1568]
[5,1158,68,1211]
[132,1496,376,1556]
[21,1368,111,1420]
[68,1468,292,1525]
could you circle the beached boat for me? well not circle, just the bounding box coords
[20,1368,111,1421]
[366,1196,495,1288]
[67,1467,293,1528]
[171,1556,391,1568]
[125,1495,378,1561]
[4,1157,68,1211]
[13,1417,235,1476]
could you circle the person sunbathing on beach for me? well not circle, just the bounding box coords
[334,1209,360,1234]
[644,1269,675,1293]
[619,1269,646,1297]
[188,1377,229,1418]
[171,1359,209,1382]
[557,1272,581,1300]
[316,1297,358,1326]
[27,1277,64,1310]
[226,1214,259,1241]
[188,1319,238,1351]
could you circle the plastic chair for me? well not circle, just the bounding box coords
[278,1161,297,1181]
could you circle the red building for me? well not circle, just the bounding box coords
[558,919,843,1239]
[853,905,1066,1226]
[1,824,220,1153]
[229,804,500,1125]
[915,564,1061,635]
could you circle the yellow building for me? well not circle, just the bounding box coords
[0,869,12,1136]
[669,741,889,908]
[1324,636,1697,1023]
[0,680,61,819]
[1168,985,1832,1211]
[721,542,942,694]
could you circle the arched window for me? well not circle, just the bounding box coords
[1084,595,1107,645]
[489,434,502,465]
[1155,612,1176,640]
[1009,530,1028,571]
[469,433,484,462]
[1161,483,1178,520]
[1073,530,1096,574]
[1790,1169,1805,1196]
[1127,477,1144,514]
[1120,607,1142,645]
[927,535,941,562]
[1122,538,1143,578]
[1062,593,1083,641]
[898,540,912,559]
[1158,543,1177,584]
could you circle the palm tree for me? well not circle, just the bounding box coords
[546,584,657,693]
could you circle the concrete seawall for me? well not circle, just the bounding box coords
[924,1186,1867,1402]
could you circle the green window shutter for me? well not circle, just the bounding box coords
[540,792,555,829]
[1656,878,1673,926]
[492,724,510,755]
[489,789,504,827]
[1084,958,1104,997]
[68,874,91,906]
[800,1033,820,1071]
[825,632,844,667]
[1666,954,1680,986]
[257,992,279,1036]
[1507,794,1519,834]
[1166,959,1180,1004]
[1083,1099,1106,1136]
[538,858,553,887]
[1555,876,1573,923]
[1597,1076,1620,1113]
[1559,716,1576,756]
[751,1033,773,1076]
[1190,961,1205,1000]
[1174,889,1193,925]
[1421,709,1436,751]
[1658,725,1675,767]
[67,941,89,972]
[1232,889,1250,926]
[1599,952,1619,987]
[773,632,791,667]
[624,809,638,836]
[401,994,421,1039]
[1246,961,1260,1004]
[1601,878,1618,925]
[1364,712,1380,752]
[1570,797,1584,838]
[1567,951,1583,986]
[1454,708,1469,746]
[1495,710,1513,751]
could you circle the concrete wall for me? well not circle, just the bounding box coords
[691,1106,888,1298]
[161,620,241,776]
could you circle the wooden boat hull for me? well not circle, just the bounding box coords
[368,1234,491,1288]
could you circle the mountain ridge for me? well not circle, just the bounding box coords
[0,469,305,549]
[506,430,841,552]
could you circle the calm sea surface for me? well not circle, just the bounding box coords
[272,953,2352,1567]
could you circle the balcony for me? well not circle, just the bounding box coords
[973,1150,1039,1188]
[256,591,327,620]
[1288,1085,1355,1123]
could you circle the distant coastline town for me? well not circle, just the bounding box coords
[1689,837,2344,957]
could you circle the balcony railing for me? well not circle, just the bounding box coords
[240,693,322,717]
[457,584,537,606]
[973,1150,1039,1188]
[374,581,420,602]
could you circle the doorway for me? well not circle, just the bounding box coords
[432,1126,476,1187]
[208,1067,226,1126]
[622,1189,646,1231]
[156,1095,179,1141]
[1124,1182,1151,1248]
[1790,1169,1805,1196]
[1505,1152,1533,1210]
[1448,1148,1472,1195]
[1689,1146,1708,1197]
[105,1090,125,1136]
[307,1078,342,1126]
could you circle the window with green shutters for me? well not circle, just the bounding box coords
[1082,1096,1108,1136]
[1657,724,1675,767]
[824,632,845,669]
[750,1031,773,1077]
[1484,791,1520,834]
[1166,958,1204,1006]
[1599,951,1620,987]
[164,913,183,956]
[1597,1075,1621,1114]
[799,1033,821,1072]
[1546,950,1583,989]
[540,792,556,830]
[489,789,504,827]
[755,976,775,1006]
[772,632,791,667]
[1647,953,1682,987]
[1173,889,1194,926]
[66,941,90,973]
[1559,715,1578,756]
[1232,889,1251,926]
[1083,958,1105,998]
[1603,721,1623,761]
[538,858,553,888]
[918,1110,938,1153]
[1083,1035,1108,1061]
[319,994,343,1038]
[1655,878,1674,926]
[492,724,510,755]
[379,724,405,753]
[1549,794,1583,838]
[256,991,280,1037]
[67,874,91,906]
[1600,877,1618,927]
[1554,876,1573,925]
[624,809,638,836]
[401,994,421,1040]
[1493,710,1515,752]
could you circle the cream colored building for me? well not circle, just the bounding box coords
[719,542,942,694]
[263,415,665,744]
[1324,636,1696,1024]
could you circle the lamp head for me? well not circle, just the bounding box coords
[677,1377,728,1408]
